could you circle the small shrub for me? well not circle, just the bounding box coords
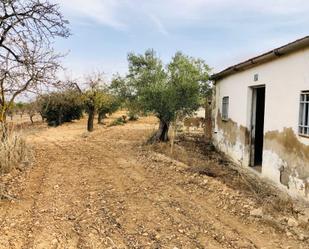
[109,117,127,126]
[128,112,139,121]
[0,133,32,174]
[122,115,127,122]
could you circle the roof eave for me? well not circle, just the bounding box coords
[210,36,309,81]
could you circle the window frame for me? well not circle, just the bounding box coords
[222,96,229,121]
[299,91,309,137]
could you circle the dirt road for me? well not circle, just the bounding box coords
[0,116,308,248]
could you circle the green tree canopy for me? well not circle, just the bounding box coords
[39,90,84,126]
[126,49,211,142]
[97,92,120,124]
[83,72,120,131]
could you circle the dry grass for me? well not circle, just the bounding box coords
[0,132,32,174]
[151,133,299,216]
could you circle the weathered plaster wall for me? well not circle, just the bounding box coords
[213,47,309,200]
[264,128,309,198]
[215,110,250,165]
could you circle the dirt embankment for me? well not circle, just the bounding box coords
[0,115,308,249]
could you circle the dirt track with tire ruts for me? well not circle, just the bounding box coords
[0,114,308,248]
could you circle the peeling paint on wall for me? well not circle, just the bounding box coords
[264,128,309,198]
[214,110,250,165]
[216,110,250,147]
[214,111,309,199]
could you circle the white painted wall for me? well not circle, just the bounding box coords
[213,47,309,199]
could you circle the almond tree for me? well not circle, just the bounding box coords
[16,102,26,118]
[0,0,70,138]
[25,101,39,124]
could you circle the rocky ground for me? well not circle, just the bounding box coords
[0,114,308,249]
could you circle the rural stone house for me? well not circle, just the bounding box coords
[211,36,309,201]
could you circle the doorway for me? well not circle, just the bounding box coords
[250,86,266,169]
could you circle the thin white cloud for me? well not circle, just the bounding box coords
[56,0,126,29]
[55,0,309,30]
[148,14,169,36]
[54,0,309,77]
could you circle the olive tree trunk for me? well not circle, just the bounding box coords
[87,106,95,132]
[149,119,170,143]
[98,112,106,124]
[30,115,34,124]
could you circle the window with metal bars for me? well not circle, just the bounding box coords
[299,91,309,136]
[222,96,229,121]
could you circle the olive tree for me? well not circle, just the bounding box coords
[0,0,70,138]
[97,93,120,124]
[110,74,140,120]
[127,50,211,142]
[83,73,106,132]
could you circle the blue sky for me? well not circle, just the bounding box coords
[54,0,309,79]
